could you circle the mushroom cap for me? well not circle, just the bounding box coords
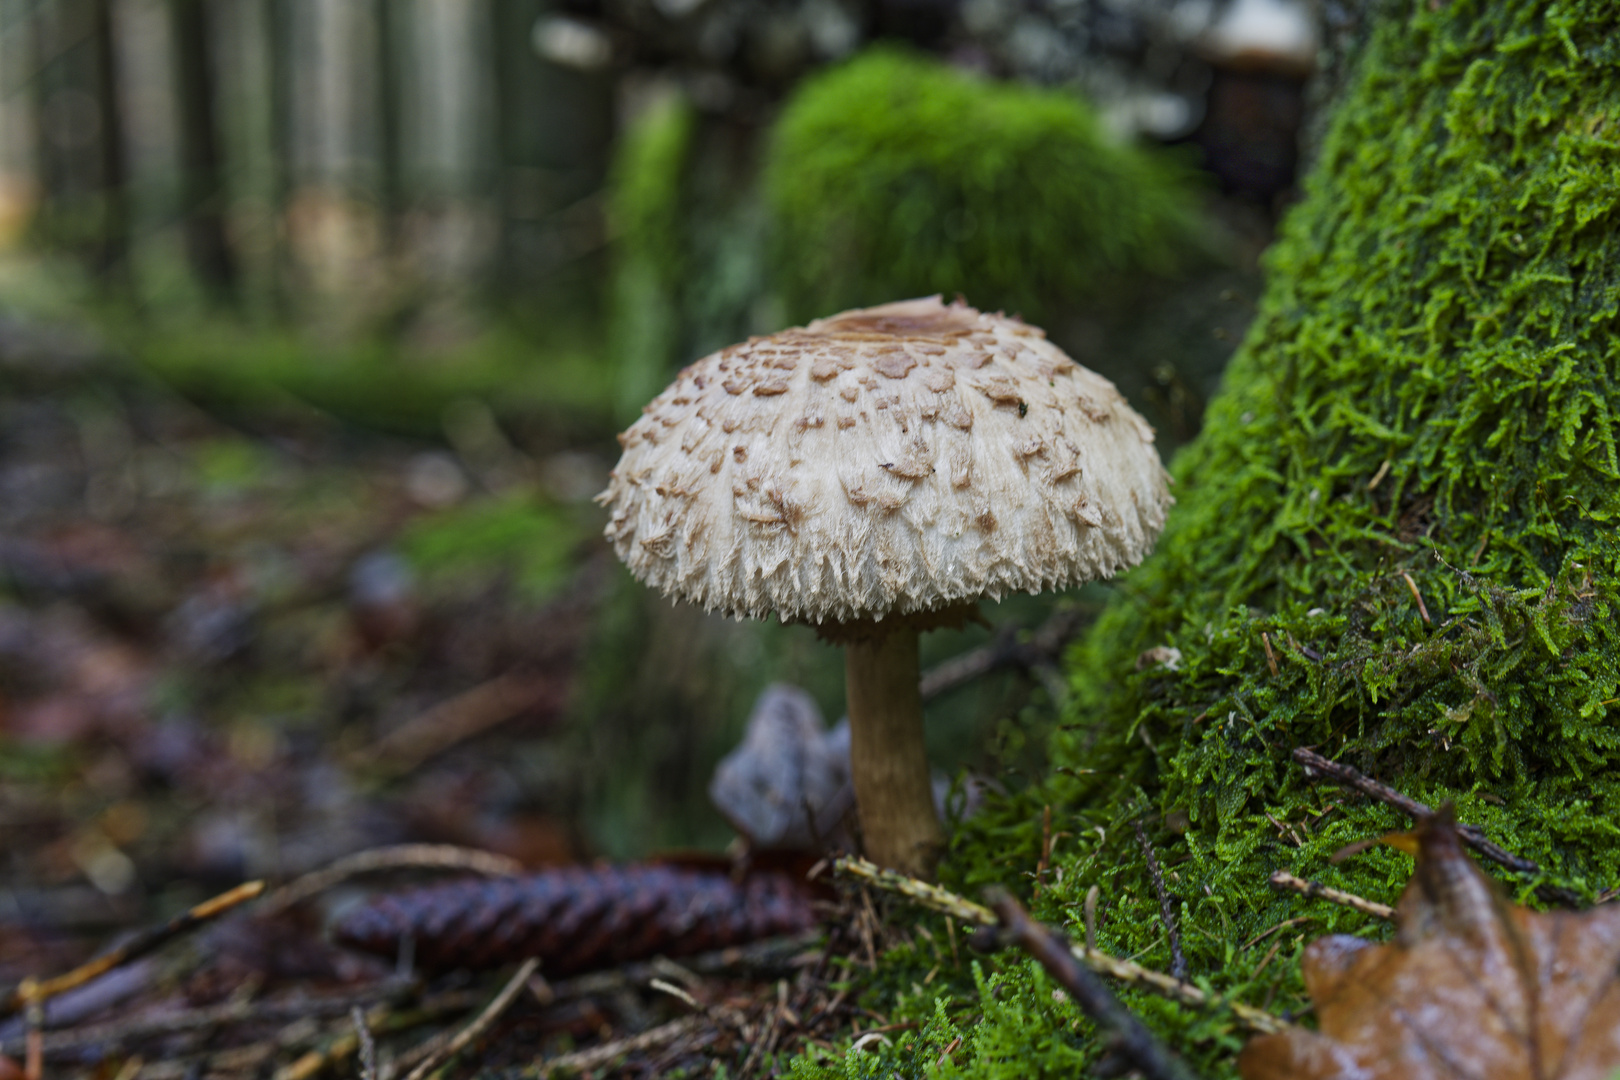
[598,297,1173,624]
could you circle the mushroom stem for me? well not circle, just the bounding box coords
[845,627,945,880]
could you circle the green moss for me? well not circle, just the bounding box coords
[399,494,586,603]
[765,49,1203,323]
[788,962,1090,1080]
[798,2,1620,1075]
[1057,0,1620,902]
[136,320,612,441]
[606,92,778,422]
[605,51,1208,433]
[609,93,697,291]
[607,93,704,424]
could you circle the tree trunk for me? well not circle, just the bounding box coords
[373,0,401,252]
[88,0,128,287]
[263,0,292,311]
[172,0,237,302]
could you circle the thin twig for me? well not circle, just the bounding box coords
[987,890,1198,1080]
[1033,805,1053,898]
[760,979,794,1067]
[276,1033,361,1080]
[402,958,538,1080]
[1240,916,1315,952]
[1136,819,1187,980]
[1400,572,1432,624]
[352,672,561,775]
[738,981,784,1078]
[648,979,699,1010]
[1268,871,1394,920]
[3,881,265,1016]
[532,1016,702,1077]
[918,607,1086,700]
[1291,749,1550,876]
[834,856,1289,1035]
[540,932,820,1006]
[24,1000,41,1080]
[834,857,996,925]
[1250,938,1285,982]
[271,995,484,1080]
[259,845,522,916]
[352,1006,379,1080]
[0,980,419,1058]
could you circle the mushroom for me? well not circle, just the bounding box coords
[598,297,1171,879]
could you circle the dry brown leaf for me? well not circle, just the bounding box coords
[1240,808,1620,1080]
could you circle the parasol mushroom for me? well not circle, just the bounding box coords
[598,297,1171,879]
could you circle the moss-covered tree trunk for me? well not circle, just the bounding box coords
[946,0,1620,1073]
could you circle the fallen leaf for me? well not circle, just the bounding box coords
[1240,807,1620,1080]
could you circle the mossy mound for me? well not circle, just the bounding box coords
[792,2,1620,1075]
[606,51,1212,435]
[766,49,1201,324]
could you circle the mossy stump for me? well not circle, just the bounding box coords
[791,2,1620,1076]
[766,48,1200,325]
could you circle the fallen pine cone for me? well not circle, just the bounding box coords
[332,864,818,975]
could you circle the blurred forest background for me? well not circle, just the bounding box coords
[0,0,1324,936]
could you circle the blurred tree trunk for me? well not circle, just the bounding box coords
[87,0,127,287]
[25,0,123,287]
[263,0,293,312]
[27,1,69,250]
[171,0,237,302]
[373,0,402,252]
[490,0,539,296]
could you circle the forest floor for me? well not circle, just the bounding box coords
[0,197,1267,1072]
[0,309,1044,1078]
[0,312,862,1078]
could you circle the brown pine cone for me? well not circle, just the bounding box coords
[331,864,817,975]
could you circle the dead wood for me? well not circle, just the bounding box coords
[2,881,264,1018]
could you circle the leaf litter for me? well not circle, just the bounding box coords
[1241,807,1620,1080]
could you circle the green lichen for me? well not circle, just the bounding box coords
[794,2,1620,1075]
[766,49,1202,323]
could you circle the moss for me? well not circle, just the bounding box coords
[399,494,587,604]
[608,92,779,425]
[606,90,695,425]
[1056,0,1620,906]
[797,2,1620,1075]
[788,961,1090,1080]
[605,50,1211,437]
[765,49,1203,323]
[609,93,697,292]
[135,320,612,442]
